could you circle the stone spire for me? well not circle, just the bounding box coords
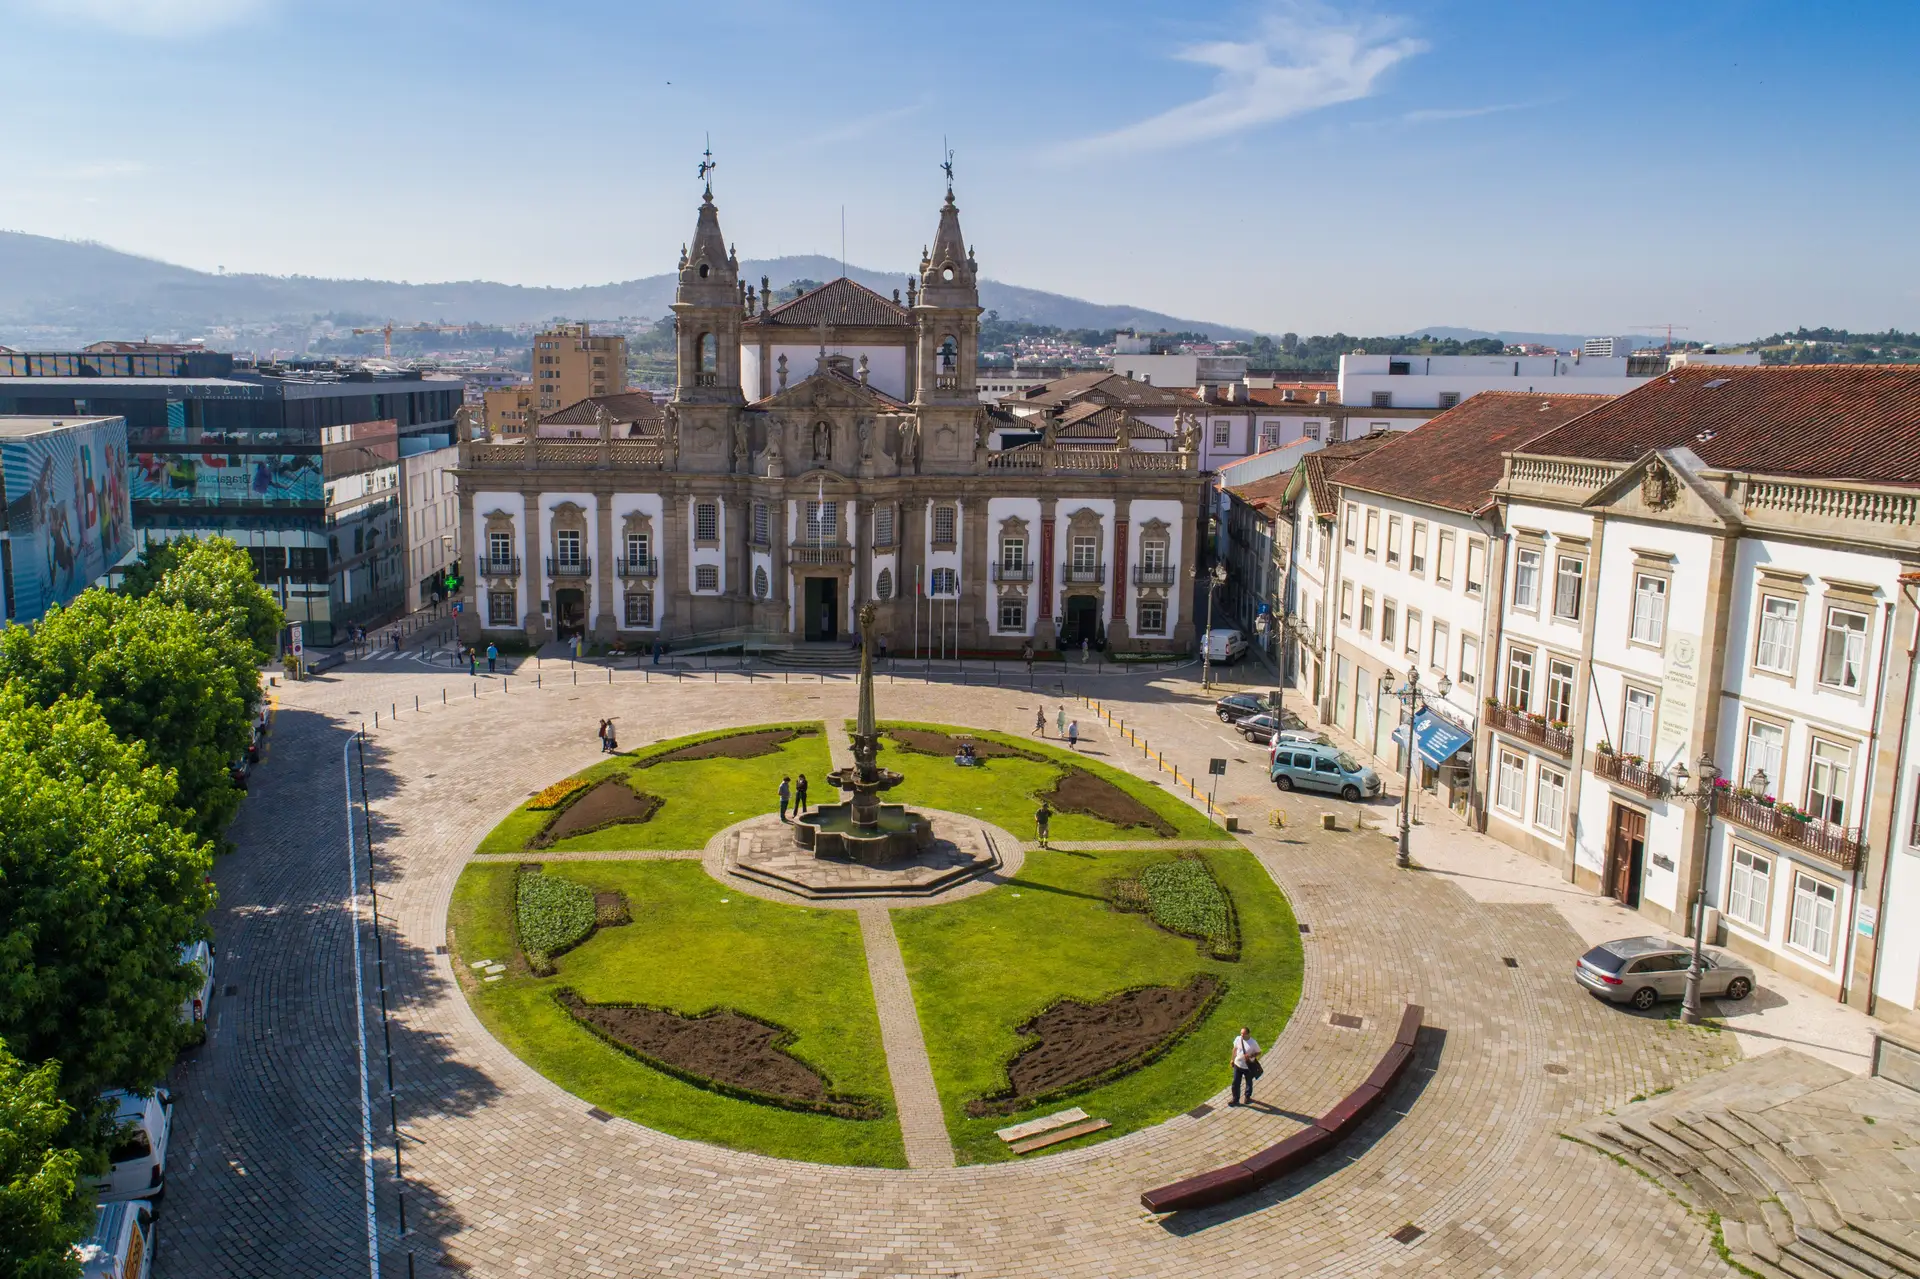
[677,188,737,303]
[918,187,976,309]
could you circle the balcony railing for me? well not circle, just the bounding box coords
[991,562,1032,582]
[481,555,520,577]
[616,557,657,579]
[934,373,960,390]
[693,371,718,387]
[1133,564,1176,586]
[1062,562,1106,584]
[1592,752,1669,799]
[1486,702,1573,756]
[1718,794,1866,872]
[546,555,590,578]
[790,544,848,567]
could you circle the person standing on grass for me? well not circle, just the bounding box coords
[1034,707,1046,736]
[1067,720,1079,751]
[1230,1026,1262,1105]
[1034,801,1052,849]
[795,773,809,816]
[778,775,791,822]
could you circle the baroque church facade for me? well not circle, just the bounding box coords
[454,183,1203,654]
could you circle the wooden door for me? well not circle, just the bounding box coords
[1608,805,1646,906]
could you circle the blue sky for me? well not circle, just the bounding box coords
[1,0,1915,338]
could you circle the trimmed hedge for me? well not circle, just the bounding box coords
[516,867,597,972]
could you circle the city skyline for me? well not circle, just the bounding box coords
[0,0,1914,336]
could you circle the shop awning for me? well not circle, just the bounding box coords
[1390,708,1474,768]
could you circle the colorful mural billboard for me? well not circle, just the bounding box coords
[2,416,135,622]
[131,451,323,506]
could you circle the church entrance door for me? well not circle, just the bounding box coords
[1062,595,1099,649]
[554,588,586,639]
[803,576,839,642]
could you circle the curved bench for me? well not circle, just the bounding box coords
[1140,1004,1425,1214]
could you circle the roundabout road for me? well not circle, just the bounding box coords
[161,663,1744,1278]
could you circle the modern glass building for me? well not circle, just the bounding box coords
[0,355,463,645]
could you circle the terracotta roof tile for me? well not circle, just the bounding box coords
[747,277,910,328]
[539,391,665,430]
[1335,392,1611,513]
[1019,372,1191,409]
[1303,434,1396,517]
[1514,364,1920,487]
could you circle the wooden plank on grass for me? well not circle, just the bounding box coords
[1009,1118,1110,1155]
[995,1107,1088,1144]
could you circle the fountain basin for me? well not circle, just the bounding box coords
[793,803,934,866]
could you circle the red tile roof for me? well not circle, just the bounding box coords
[747,277,909,328]
[1302,434,1397,518]
[1334,392,1611,513]
[540,391,665,430]
[1514,364,1920,487]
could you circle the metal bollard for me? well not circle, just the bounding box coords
[537,673,542,687]
[415,695,419,711]
[443,689,447,705]
[473,683,478,698]
[574,671,578,686]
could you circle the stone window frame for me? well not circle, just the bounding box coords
[1386,514,1403,567]
[1804,731,1859,827]
[1363,507,1380,559]
[1739,708,1789,795]
[997,594,1027,632]
[1627,549,1674,653]
[621,512,655,572]
[1750,568,1809,685]
[623,591,655,629]
[751,502,770,547]
[873,503,897,548]
[1409,520,1428,577]
[693,499,720,547]
[1510,530,1546,615]
[1550,542,1586,621]
[1380,596,1398,648]
[1137,517,1172,593]
[998,514,1031,573]
[1725,843,1773,937]
[1495,748,1527,817]
[1814,580,1878,702]
[1505,642,1537,711]
[549,501,588,573]
[1339,579,1354,625]
[1466,535,1490,600]
[1403,606,1422,660]
[1435,528,1456,587]
[1065,506,1105,584]
[1786,867,1840,964]
[487,588,517,627]
[1343,502,1358,550]
[1358,587,1375,636]
[875,567,895,601]
[694,564,721,593]
[1137,599,1167,635]
[1458,631,1481,691]
[1533,763,1568,836]
[930,502,958,549]
[1544,653,1578,728]
[1430,619,1450,678]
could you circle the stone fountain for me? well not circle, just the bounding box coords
[792,602,934,865]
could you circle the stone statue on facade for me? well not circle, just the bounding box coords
[765,426,786,477]
[813,420,831,463]
[856,416,873,461]
[776,353,789,391]
[732,419,750,470]
[1113,414,1131,449]
[898,415,920,469]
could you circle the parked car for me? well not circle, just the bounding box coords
[179,938,215,1037]
[1267,728,1332,757]
[1214,692,1268,723]
[1270,743,1382,801]
[1574,936,1756,1011]
[1202,628,1248,664]
[89,1089,172,1203]
[1237,713,1285,743]
[75,1199,156,1279]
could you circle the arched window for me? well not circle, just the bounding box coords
[939,335,958,372]
[754,566,769,599]
[697,262,710,279]
[876,568,893,600]
[698,333,717,371]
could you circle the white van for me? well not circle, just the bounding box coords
[1202,628,1248,664]
[178,939,215,1034]
[75,1199,156,1279]
[89,1090,172,1203]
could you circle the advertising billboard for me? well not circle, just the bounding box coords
[2,416,135,622]
[131,450,323,506]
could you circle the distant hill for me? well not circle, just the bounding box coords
[0,231,1256,346]
[1404,326,1673,351]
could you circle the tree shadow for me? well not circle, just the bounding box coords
[1155,1025,1448,1236]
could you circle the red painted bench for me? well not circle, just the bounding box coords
[1140,1004,1424,1213]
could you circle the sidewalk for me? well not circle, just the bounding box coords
[1293,690,1880,1075]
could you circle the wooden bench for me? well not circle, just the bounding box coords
[1140,1004,1424,1214]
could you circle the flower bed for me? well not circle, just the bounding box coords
[1110,855,1240,960]
[516,866,599,972]
[527,777,590,810]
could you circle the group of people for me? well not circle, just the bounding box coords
[596,718,619,753]
[776,773,810,821]
[463,643,500,676]
[1032,705,1080,750]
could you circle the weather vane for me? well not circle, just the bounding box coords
[940,137,955,191]
[698,135,716,194]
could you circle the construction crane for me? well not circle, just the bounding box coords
[350,322,471,359]
[1631,323,1692,353]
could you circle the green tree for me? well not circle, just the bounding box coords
[0,591,259,843]
[0,1048,91,1279]
[120,536,284,660]
[0,689,214,1113]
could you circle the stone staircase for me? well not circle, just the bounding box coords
[1578,1049,1920,1279]
[760,646,860,671]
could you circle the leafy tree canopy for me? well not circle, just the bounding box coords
[0,1048,92,1279]
[119,536,284,661]
[0,591,259,844]
[0,689,214,1114]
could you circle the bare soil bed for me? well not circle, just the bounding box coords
[637,727,804,767]
[555,991,882,1119]
[1044,767,1177,836]
[967,974,1222,1116]
[886,728,1040,760]
[533,779,662,846]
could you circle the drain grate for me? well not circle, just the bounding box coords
[587,1106,613,1122]
[435,945,448,955]
[1187,1103,1214,1119]
[1329,1012,1364,1030]
[1391,1224,1425,1245]
[1503,956,1519,968]
[1298,922,1312,934]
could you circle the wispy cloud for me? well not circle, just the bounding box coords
[53,160,149,181]
[800,96,932,150]
[20,0,270,37]
[1402,101,1533,124]
[1058,3,1424,158]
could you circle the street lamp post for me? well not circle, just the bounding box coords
[1200,562,1227,690]
[1669,748,1722,1025]
[1381,664,1450,869]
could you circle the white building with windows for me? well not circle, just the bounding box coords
[1486,364,1920,1014]
[1337,350,1760,413]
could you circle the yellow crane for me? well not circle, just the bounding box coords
[350,322,472,359]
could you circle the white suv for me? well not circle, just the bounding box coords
[90,1090,172,1203]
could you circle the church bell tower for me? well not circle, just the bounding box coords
[911,179,982,407]
[672,179,744,407]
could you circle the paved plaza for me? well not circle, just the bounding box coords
[157,654,1882,1278]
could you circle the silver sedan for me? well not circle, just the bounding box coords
[1574,935,1756,1011]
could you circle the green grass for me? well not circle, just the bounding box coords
[875,722,1222,841]
[448,858,905,1167]
[516,869,596,958]
[892,844,1302,1163]
[475,724,835,853]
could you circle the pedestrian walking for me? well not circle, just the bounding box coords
[795,774,809,815]
[392,629,401,652]
[1022,642,1034,673]
[1067,720,1079,751]
[598,719,611,753]
[1230,1026,1263,1105]
[1034,800,1052,849]
[486,642,499,673]
[605,719,618,752]
[1034,708,1046,736]
[1080,637,1089,663]
[1056,707,1066,738]
[878,636,888,663]
[778,775,791,822]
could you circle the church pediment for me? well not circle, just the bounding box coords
[1584,449,1744,532]
[759,369,904,413]
[792,467,853,487]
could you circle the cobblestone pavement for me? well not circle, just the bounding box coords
[164,662,1759,1278]
[856,908,955,1170]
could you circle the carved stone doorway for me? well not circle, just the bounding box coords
[554,587,587,639]
[803,576,839,642]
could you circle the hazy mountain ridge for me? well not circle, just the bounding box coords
[0,232,1256,345]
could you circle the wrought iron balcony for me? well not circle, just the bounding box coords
[1485,702,1573,757]
[616,557,657,579]
[991,562,1032,582]
[481,555,520,577]
[1062,562,1107,584]
[1133,564,1176,586]
[1718,794,1866,872]
[1592,751,1669,799]
[545,555,590,578]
